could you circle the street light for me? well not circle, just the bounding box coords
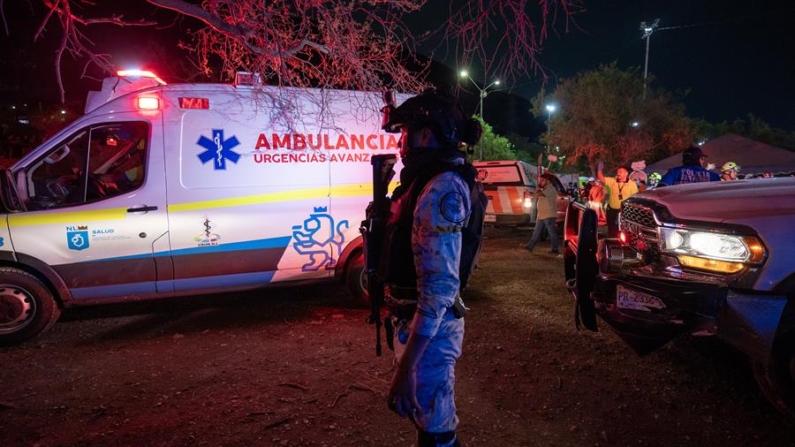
[640,18,659,99]
[540,104,557,177]
[459,70,500,121]
[459,70,500,160]
[545,104,556,146]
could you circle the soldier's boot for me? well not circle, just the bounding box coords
[418,430,461,447]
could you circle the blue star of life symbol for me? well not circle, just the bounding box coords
[197,129,241,170]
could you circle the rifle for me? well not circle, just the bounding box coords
[360,153,397,356]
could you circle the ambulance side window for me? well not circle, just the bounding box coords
[86,122,148,200]
[25,131,89,210]
[25,122,149,210]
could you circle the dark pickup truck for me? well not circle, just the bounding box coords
[564,177,795,419]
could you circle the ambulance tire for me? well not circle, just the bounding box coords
[0,268,61,347]
[345,250,369,307]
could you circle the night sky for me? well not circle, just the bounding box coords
[548,0,795,130]
[2,1,794,130]
[412,0,795,130]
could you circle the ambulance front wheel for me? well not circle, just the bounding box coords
[0,267,61,347]
[345,250,369,307]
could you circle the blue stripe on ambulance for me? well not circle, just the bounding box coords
[169,236,291,257]
[86,236,293,261]
[62,236,292,300]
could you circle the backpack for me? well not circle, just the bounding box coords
[378,161,487,293]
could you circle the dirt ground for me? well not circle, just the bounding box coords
[1,227,795,447]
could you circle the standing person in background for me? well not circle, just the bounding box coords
[597,161,638,238]
[523,173,560,255]
[581,178,594,204]
[720,162,741,181]
[586,179,607,226]
[629,161,648,192]
[647,172,662,188]
[566,182,579,201]
[658,146,720,186]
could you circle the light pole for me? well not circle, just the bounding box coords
[545,104,556,147]
[459,70,500,160]
[640,19,659,99]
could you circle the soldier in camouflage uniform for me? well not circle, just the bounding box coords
[381,89,482,447]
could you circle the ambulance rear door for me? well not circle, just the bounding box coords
[6,113,169,302]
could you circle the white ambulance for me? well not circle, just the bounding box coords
[0,70,408,346]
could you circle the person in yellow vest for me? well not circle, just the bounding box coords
[597,161,639,238]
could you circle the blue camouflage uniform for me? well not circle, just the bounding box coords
[393,167,470,434]
[659,165,720,186]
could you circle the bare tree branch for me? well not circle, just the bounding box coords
[0,0,8,35]
[12,0,574,103]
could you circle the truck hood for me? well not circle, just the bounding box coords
[636,177,795,224]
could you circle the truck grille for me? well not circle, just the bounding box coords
[620,202,661,253]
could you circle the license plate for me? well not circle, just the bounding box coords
[484,214,496,223]
[616,285,665,311]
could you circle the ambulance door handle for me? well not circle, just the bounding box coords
[127,205,159,213]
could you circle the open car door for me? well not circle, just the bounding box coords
[562,201,689,355]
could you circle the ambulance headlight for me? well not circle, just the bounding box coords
[660,227,766,273]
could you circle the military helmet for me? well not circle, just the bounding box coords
[382,89,481,150]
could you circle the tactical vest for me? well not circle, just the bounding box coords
[377,161,487,298]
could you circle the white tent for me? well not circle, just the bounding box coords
[646,134,795,177]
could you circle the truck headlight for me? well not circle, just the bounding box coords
[660,227,766,273]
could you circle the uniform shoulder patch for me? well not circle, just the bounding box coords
[439,191,467,224]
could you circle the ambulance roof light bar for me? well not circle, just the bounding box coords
[117,69,167,85]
